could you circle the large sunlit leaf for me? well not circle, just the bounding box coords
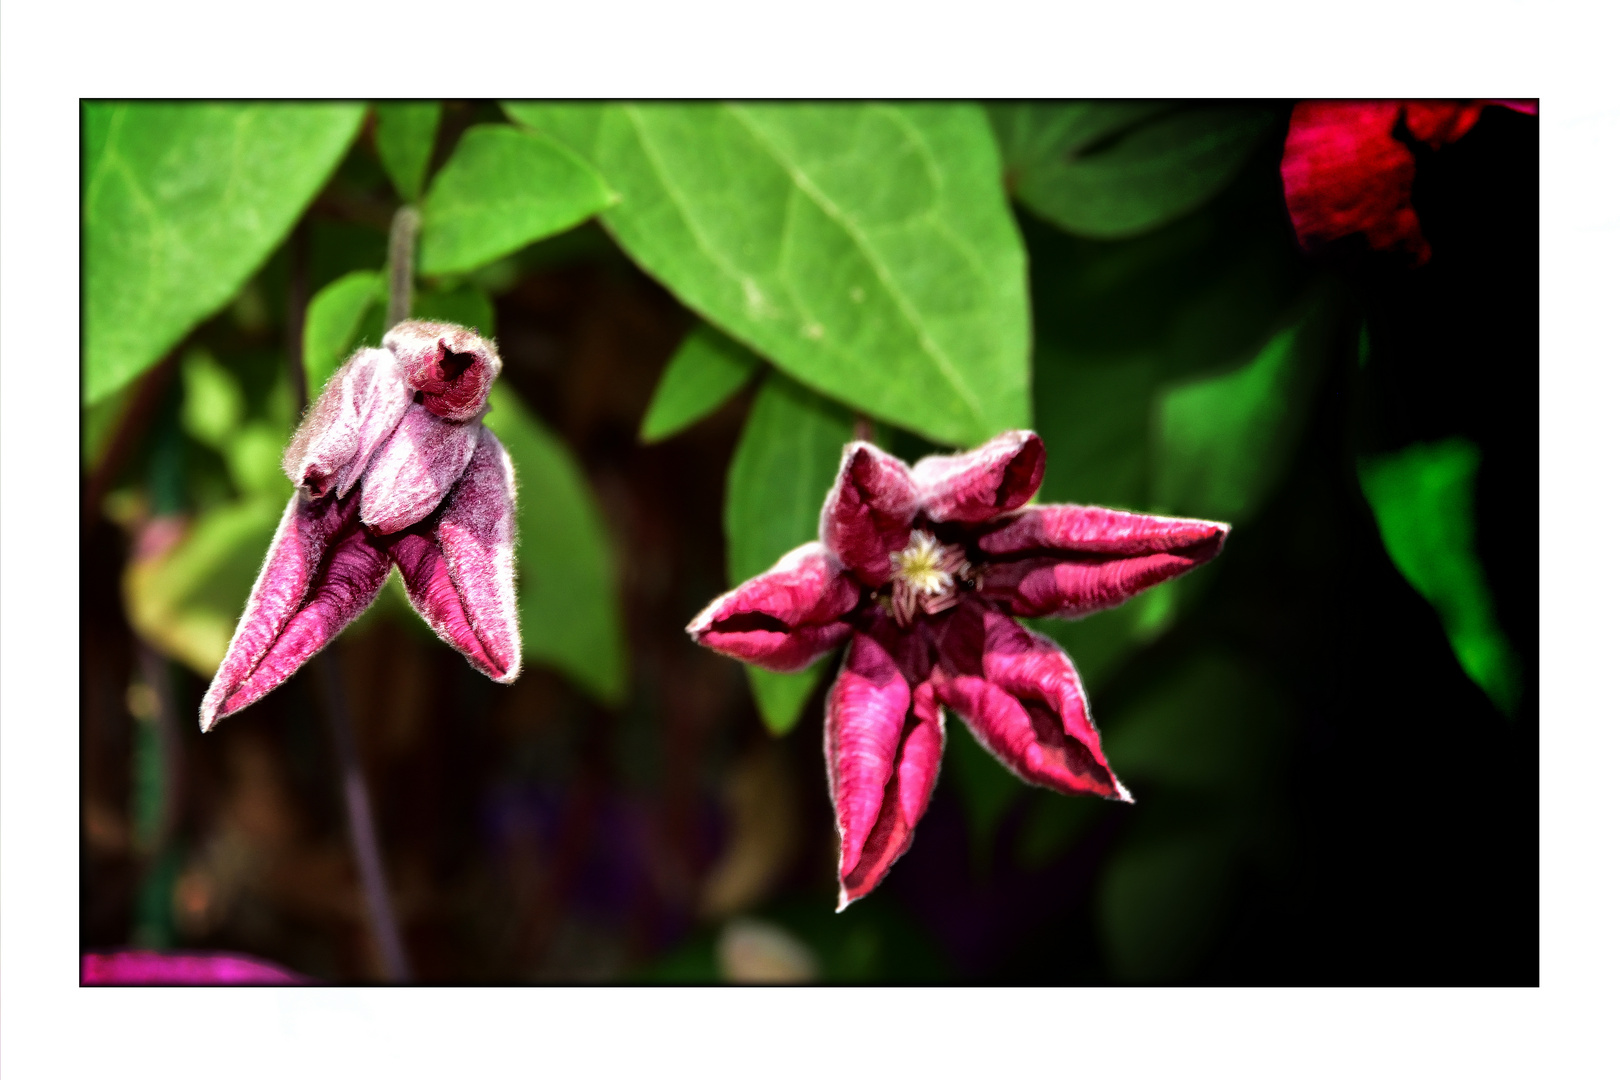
[418,124,615,277]
[995,103,1274,240]
[506,102,1031,447]
[483,383,628,705]
[1358,440,1520,714]
[373,101,441,202]
[724,371,854,733]
[641,324,762,442]
[83,102,365,404]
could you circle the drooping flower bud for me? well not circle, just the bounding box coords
[282,346,412,499]
[383,319,503,422]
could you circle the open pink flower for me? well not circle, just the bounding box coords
[200,320,521,732]
[1281,100,1537,265]
[82,950,311,985]
[687,432,1229,908]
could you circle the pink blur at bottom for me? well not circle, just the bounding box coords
[81,950,310,985]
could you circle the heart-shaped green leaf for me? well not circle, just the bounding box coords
[506,102,1031,447]
[419,124,615,277]
[84,103,365,404]
[373,101,441,202]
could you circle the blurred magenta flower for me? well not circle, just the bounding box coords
[1281,100,1536,265]
[82,950,311,985]
[200,320,521,731]
[688,432,1228,908]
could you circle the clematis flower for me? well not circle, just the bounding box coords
[82,949,311,985]
[687,431,1229,908]
[199,320,521,732]
[1281,99,1537,265]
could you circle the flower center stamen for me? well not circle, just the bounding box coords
[887,530,969,626]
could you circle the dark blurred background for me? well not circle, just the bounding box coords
[80,102,1537,984]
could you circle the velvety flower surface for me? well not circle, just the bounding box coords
[687,432,1229,908]
[82,950,310,985]
[1281,100,1536,265]
[200,320,521,732]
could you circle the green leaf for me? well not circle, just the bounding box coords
[998,104,1273,239]
[303,270,384,395]
[745,661,832,737]
[418,124,616,277]
[724,371,854,732]
[83,102,365,404]
[179,348,245,450]
[125,495,287,677]
[507,102,1031,447]
[641,324,762,442]
[1358,440,1520,714]
[1152,299,1331,524]
[373,101,441,202]
[482,383,628,705]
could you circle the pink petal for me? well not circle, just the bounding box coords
[384,320,502,422]
[1489,100,1538,116]
[976,504,1229,557]
[818,441,921,586]
[974,505,1228,618]
[358,402,482,534]
[824,629,944,910]
[389,426,521,682]
[1280,101,1432,263]
[933,606,1128,800]
[911,430,1045,524]
[200,492,391,730]
[82,950,311,985]
[1401,101,1484,149]
[687,542,862,672]
[282,347,413,499]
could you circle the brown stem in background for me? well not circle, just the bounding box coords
[289,223,414,983]
[81,354,179,526]
[134,640,184,855]
[315,652,413,982]
[386,205,421,330]
[285,219,311,413]
[853,414,873,443]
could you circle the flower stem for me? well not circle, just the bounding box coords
[288,225,413,984]
[315,652,413,982]
[386,205,421,330]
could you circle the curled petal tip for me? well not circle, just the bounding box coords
[912,429,1046,524]
[1114,779,1135,804]
[385,320,502,422]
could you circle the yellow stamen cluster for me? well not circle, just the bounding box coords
[888,530,969,626]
